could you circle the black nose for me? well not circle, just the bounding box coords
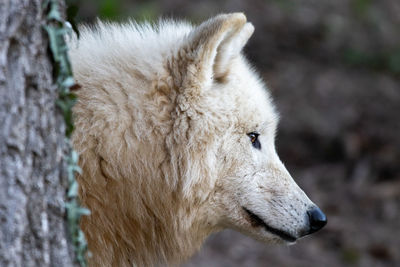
[307,206,327,234]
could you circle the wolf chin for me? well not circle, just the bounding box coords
[69,13,327,266]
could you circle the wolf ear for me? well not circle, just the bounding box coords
[174,13,254,88]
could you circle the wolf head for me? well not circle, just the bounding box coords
[166,13,327,244]
[71,12,326,266]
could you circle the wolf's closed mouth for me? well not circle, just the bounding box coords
[243,207,297,242]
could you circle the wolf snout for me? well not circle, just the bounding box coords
[304,206,327,236]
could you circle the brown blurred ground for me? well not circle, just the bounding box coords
[69,0,400,266]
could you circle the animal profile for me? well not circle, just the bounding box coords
[69,13,327,266]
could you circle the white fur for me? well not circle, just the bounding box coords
[69,13,316,266]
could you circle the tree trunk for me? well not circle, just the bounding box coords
[0,0,74,266]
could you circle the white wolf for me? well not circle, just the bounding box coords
[69,13,327,266]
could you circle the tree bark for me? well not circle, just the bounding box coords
[0,0,74,266]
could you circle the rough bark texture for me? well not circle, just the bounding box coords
[0,0,74,266]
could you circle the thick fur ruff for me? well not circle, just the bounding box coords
[70,13,319,266]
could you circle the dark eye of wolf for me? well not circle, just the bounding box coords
[247,132,261,149]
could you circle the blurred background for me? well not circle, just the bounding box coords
[66,0,400,266]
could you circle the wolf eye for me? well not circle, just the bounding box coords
[247,132,261,149]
